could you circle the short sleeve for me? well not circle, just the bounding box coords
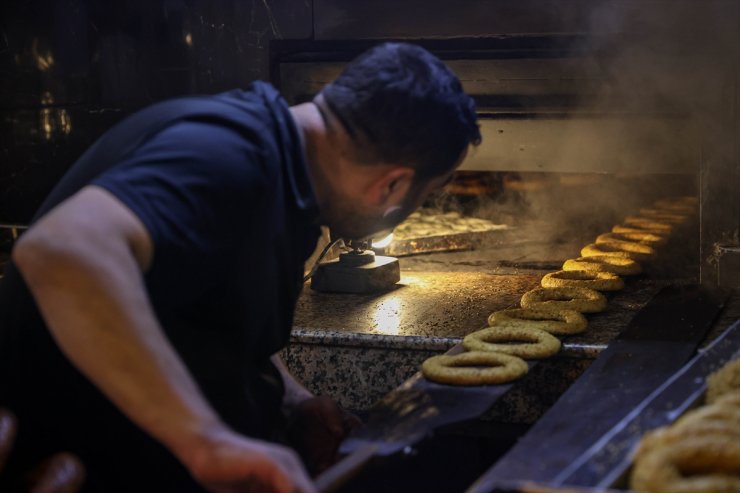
[92,120,266,260]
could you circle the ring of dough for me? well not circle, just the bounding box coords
[626,213,685,225]
[623,217,673,232]
[639,208,690,222]
[541,269,624,292]
[673,403,740,431]
[612,224,670,237]
[634,420,740,464]
[630,435,740,493]
[521,286,607,313]
[714,391,740,409]
[488,308,588,335]
[596,231,666,246]
[706,358,740,404]
[563,256,643,276]
[588,239,655,258]
[421,351,528,386]
[654,202,695,213]
[581,242,654,262]
[463,326,561,359]
[655,197,698,210]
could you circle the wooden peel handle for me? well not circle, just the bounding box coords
[314,444,378,493]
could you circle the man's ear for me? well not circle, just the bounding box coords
[369,166,416,207]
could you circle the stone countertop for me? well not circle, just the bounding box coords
[291,214,710,359]
[286,217,739,414]
[295,271,539,338]
[292,271,669,359]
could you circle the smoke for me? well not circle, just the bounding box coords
[584,1,738,108]
[463,1,739,250]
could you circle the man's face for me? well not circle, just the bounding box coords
[323,171,453,241]
[308,96,468,241]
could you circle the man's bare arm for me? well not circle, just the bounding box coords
[13,185,315,493]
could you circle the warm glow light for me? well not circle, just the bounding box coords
[36,54,54,71]
[371,297,402,335]
[32,39,54,71]
[372,233,394,248]
[59,109,72,134]
[184,32,193,46]
[40,92,53,140]
[37,92,72,139]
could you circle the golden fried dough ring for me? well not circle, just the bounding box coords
[588,239,656,256]
[612,224,670,237]
[673,402,740,431]
[587,239,656,256]
[623,216,673,232]
[596,231,667,246]
[581,242,654,262]
[655,197,698,210]
[633,422,740,464]
[626,213,686,225]
[541,269,624,292]
[463,326,561,359]
[520,286,607,313]
[714,391,740,409]
[654,205,695,215]
[488,308,588,335]
[421,351,528,386]
[639,208,690,221]
[630,435,740,493]
[563,256,643,276]
[706,358,740,404]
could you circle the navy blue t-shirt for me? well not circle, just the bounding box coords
[0,82,320,491]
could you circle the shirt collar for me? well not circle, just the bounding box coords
[252,81,320,223]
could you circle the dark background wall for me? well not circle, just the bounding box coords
[0,0,311,224]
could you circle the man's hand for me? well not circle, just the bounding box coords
[14,187,315,493]
[183,427,316,493]
[286,396,361,475]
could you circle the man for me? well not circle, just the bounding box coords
[0,42,480,492]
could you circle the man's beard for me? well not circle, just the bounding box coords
[320,197,386,240]
[319,185,422,241]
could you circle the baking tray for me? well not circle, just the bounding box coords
[373,227,509,257]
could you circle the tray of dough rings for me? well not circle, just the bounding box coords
[338,285,727,456]
[465,317,740,493]
[371,209,509,257]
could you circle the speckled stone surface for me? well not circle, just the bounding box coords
[286,219,737,417]
[294,272,668,356]
[295,271,541,338]
[285,286,740,414]
[281,343,440,412]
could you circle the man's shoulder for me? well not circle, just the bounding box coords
[116,81,285,149]
[126,82,288,170]
[158,81,289,161]
[203,81,285,128]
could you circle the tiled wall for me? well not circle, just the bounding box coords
[0,0,311,224]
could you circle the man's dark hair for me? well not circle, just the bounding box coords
[320,42,481,181]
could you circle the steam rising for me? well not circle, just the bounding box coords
[458,1,738,247]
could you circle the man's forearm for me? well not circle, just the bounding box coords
[13,188,226,465]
